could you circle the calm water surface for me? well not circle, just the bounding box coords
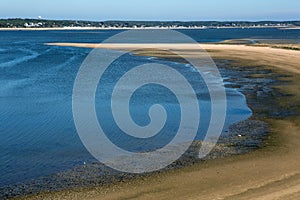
[0,28,299,186]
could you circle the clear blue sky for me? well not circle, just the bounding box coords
[1,0,299,21]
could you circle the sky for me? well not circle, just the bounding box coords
[0,0,299,21]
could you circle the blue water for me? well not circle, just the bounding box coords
[0,28,299,186]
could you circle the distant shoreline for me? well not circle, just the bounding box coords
[0,26,291,31]
[279,26,300,30]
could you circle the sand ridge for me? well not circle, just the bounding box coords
[46,43,300,74]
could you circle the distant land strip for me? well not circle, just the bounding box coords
[0,18,300,29]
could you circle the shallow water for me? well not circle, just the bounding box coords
[0,28,298,186]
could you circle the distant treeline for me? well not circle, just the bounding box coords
[1,18,300,28]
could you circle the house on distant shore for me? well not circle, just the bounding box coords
[24,22,43,28]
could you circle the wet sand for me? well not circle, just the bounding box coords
[21,43,300,199]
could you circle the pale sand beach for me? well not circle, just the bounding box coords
[279,26,300,30]
[25,43,300,200]
[46,43,300,74]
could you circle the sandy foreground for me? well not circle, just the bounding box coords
[25,43,300,200]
